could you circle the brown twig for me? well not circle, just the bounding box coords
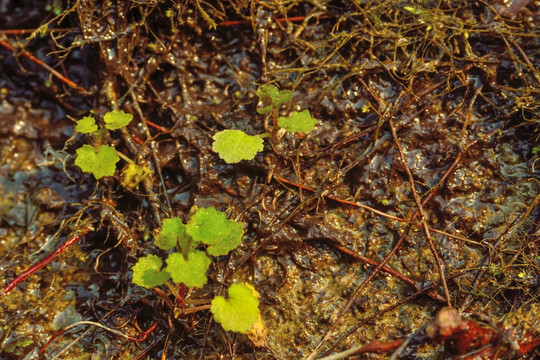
[388,117,452,306]
[274,175,479,245]
[332,243,446,303]
[318,339,405,360]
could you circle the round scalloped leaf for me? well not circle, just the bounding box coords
[75,116,98,133]
[206,219,244,256]
[186,207,240,247]
[210,283,260,334]
[132,254,170,289]
[256,84,292,108]
[165,250,210,288]
[155,217,188,251]
[104,110,133,130]
[277,110,318,133]
[212,130,263,164]
[74,144,120,179]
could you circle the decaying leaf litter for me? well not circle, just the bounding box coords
[0,0,538,359]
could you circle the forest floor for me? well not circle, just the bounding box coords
[0,1,538,359]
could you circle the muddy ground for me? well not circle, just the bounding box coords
[0,0,539,359]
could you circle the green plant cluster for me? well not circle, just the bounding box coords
[73,111,261,334]
[132,207,260,334]
[212,84,318,163]
[74,111,151,187]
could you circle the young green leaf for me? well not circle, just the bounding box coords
[210,283,260,334]
[74,144,120,179]
[155,217,190,252]
[75,116,98,133]
[103,110,133,130]
[277,110,318,133]
[255,84,293,114]
[132,254,170,289]
[212,130,263,163]
[155,218,183,250]
[206,220,243,257]
[165,250,211,288]
[186,207,242,248]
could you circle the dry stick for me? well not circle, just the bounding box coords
[129,91,171,225]
[459,194,540,311]
[318,339,405,360]
[48,321,157,360]
[388,117,452,306]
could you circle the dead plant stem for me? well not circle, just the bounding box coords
[388,117,452,306]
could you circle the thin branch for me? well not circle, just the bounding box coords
[388,117,452,306]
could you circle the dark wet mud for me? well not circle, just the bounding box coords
[0,1,538,359]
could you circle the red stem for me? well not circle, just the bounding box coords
[0,39,87,92]
[0,226,91,297]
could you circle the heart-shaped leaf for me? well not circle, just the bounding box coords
[104,110,133,130]
[165,250,211,288]
[75,144,120,179]
[210,283,260,334]
[132,254,170,289]
[212,130,263,164]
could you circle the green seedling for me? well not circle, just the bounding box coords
[212,84,318,164]
[155,217,188,251]
[131,254,170,289]
[103,110,133,130]
[131,207,261,334]
[74,111,151,187]
[186,206,244,256]
[255,84,292,115]
[166,250,211,288]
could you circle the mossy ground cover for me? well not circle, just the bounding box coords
[0,1,538,359]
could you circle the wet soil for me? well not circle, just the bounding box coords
[0,1,539,359]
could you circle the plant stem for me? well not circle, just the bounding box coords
[115,150,135,165]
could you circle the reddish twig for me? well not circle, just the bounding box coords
[132,322,158,342]
[333,243,446,303]
[0,226,91,297]
[274,176,477,244]
[39,321,158,356]
[0,38,87,92]
[145,119,171,133]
